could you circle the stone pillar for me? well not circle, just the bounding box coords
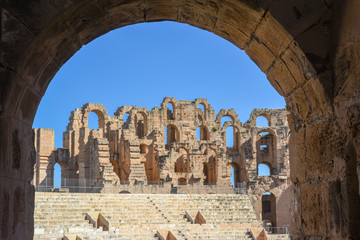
[34,128,55,188]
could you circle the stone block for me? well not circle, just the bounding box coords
[178,0,220,31]
[267,59,298,97]
[214,20,249,50]
[255,12,293,58]
[245,37,276,73]
[218,0,264,38]
[144,0,178,22]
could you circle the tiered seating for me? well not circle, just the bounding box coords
[176,224,253,239]
[34,192,290,240]
[34,195,116,240]
[188,194,258,224]
[148,194,258,226]
[147,195,195,224]
[34,194,162,240]
[267,234,291,240]
[98,195,170,227]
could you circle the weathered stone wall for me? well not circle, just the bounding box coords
[1,0,360,239]
[244,109,291,230]
[34,99,291,230]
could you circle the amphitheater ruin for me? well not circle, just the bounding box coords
[2,1,360,239]
[32,98,291,239]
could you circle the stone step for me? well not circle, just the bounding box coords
[34,192,272,240]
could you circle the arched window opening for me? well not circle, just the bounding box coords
[123,113,130,124]
[197,125,209,141]
[196,127,201,141]
[175,156,186,173]
[203,162,210,184]
[165,125,178,150]
[198,103,206,119]
[226,126,234,148]
[257,131,277,173]
[175,148,189,173]
[167,102,175,120]
[136,113,146,138]
[256,115,269,127]
[262,192,277,229]
[258,163,271,176]
[231,163,240,188]
[88,111,99,129]
[226,126,240,149]
[198,103,205,114]
[203,149,217,185]
[262,193,272,214]
[53,163,61,188]
[201,126,209,140]
[221,116,233,128]
[144,145,160,184]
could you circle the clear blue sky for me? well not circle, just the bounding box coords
[32,21,284,186]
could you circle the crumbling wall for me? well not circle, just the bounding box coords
[34,98,291,230]
[245,109,291,230]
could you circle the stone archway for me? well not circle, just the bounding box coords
[1,1,360,239]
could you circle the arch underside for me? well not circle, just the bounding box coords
[6,0,328,127]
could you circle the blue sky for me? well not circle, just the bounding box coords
[33,21,284,187]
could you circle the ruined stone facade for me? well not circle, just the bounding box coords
[34,98,291,229]
[3,1,360,239]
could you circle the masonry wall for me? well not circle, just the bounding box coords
[34,98,291,230]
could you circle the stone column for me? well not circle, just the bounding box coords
[34,128,55,188]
